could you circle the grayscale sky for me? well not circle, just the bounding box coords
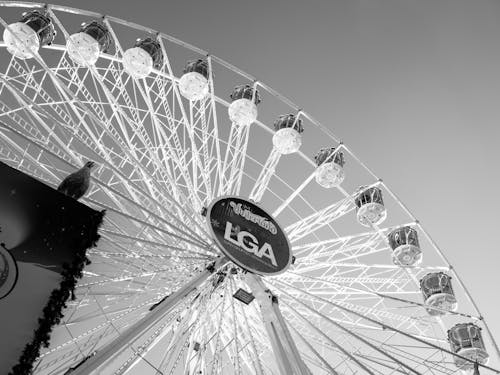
[27,0,500,345]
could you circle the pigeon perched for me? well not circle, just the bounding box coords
[57,161,95,200]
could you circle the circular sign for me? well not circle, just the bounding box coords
[0,244,18,299]
[207,196,291,276]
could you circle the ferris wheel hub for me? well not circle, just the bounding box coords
[206,196,291,276]
[3,22,40,59]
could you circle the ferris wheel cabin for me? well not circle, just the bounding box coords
[3,10,56,59]
[448,323,489,371]
[272,113,304,154]
[419,272,458,315]
[354,186,387,227]
[228,84,261,126]
[67,20,113,66]
[387,226,422,267]
[314,147,345,188]
[178,58,210,101]
[123,37,163,79]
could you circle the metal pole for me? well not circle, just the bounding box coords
[245,273,312,375]
[71,256,228,375]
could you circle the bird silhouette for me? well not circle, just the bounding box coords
[57,161,95,200]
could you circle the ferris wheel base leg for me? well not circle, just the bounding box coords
[68,256,228,375]
[245,273,312,375]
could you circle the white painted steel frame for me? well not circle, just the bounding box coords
[0,3,498,375]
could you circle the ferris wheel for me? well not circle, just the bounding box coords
[0,3,498,375]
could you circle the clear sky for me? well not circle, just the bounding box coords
[19,0,500,352]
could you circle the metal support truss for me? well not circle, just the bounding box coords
[249,147,281,203]
[70,256,228,375]
[245,273,312,375]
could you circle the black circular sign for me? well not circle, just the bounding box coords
[207,196,291,276]
[0,244,18,299]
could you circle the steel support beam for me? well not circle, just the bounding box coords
[245,273,312,375]
[70,256,228,375]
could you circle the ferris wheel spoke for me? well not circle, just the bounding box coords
[131,74,199,205]
[271,278,434,340]
[0,128,61,185]
[113,321,170,375]
[0,79,209,248]
[84,63,189,203]
[28,46,211,240]
[141,39,211,211]
[0,91,207,247]
[99,229,213,260]
[277,270,420,298]
[69,256,228,375]
[0,75,81,162]
[273,171,317,218]
[219,122,251,196]
[208,282,231,375]
[285,196,354,243]
[272,279,500,374]
[158,301,202,374]
[228,277,266,375]
[288,324,341,375]
[61,58,203,220]
[187,98,221,202]
[227,275,276,374]
[249,147,281,203]
[273,285,424,375]
[280,298,377,375]
[85,196,212,252]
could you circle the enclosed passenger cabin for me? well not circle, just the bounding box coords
[314,147,345,188]
[3,10,56,59]
[387,226,422,267]
[67,20,113,66]
[228,84,261,126]
[272,114,304,154]
[419,272,457,315]
[123,37,163,78]
[448,323,489,371]
[179,59,210,101]
[354,186,387,227]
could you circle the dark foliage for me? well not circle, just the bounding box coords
[9,209,105,375]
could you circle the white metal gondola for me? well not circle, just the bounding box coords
[178,59,210,101]
[228,84,261,126]
[420,272,457,315]
[272,113,303,154]
[388,225,422,267]
[354,185,387,227]
[66,20,113,65]
[448,323,489,371]
[122,37,163,79]
[3,10,55,59]
[314,147,345,188]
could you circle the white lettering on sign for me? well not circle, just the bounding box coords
[224,221,278,267]
[229,201,277,234]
